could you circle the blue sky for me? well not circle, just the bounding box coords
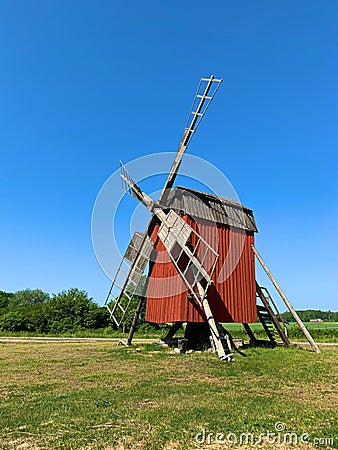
[1,1,337,311]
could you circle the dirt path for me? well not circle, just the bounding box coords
[0,336,155,343]
[0,336,337,346]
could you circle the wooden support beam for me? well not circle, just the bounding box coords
[127,277,149,346]
[126,296,144,346]
[242,323,257,344]
[163,322,184,340]
[252,245,320,353]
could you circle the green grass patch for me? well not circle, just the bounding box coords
[0,341,337,449]
[1,322,337,342]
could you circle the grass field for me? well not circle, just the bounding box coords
[0,341,337,449]
[1,321,337,343]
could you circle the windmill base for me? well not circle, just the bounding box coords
[184,322,213,350]
[161,322,214,351]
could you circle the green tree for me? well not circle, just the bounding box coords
[46,288,109,333]
[0,291,14,309]
[23,302,49,333]
[9,289,49,309]
[0,289,50,332]
[0,311,29,331]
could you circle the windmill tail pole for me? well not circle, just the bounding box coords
[252,245,320,354]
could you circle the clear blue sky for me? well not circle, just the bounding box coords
[1,1,337,311]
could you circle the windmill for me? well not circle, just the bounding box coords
[104,75,320,360]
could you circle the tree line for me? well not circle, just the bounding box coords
[280,309,338,322]
[0,288,111,333]
[0,285,163,335]
[1,288,336,334]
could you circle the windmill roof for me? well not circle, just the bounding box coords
[163,186,258,232]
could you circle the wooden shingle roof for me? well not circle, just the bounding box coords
[163,186,258,233]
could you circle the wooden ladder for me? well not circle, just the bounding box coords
[243,282,290,347]
[257,305,279,344]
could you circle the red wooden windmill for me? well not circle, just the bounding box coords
[105,76,319,360]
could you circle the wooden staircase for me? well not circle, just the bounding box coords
[257,305,279,343]
[243,282,290,347]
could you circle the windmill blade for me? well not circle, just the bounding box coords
[156,209,218,301]
[104,163,157,330]
[124,232,153,284]
[159,75,222,204]
[120,161,161,213]
[120,161,155,211]
[105,231,153,328]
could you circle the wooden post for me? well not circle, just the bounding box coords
[252,245,320,353]
[126,296,144,346]
[163,322,183,340]
[242,323,257,344]
[127,277,149,346]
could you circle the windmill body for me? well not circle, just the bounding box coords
[146,186,257,325]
